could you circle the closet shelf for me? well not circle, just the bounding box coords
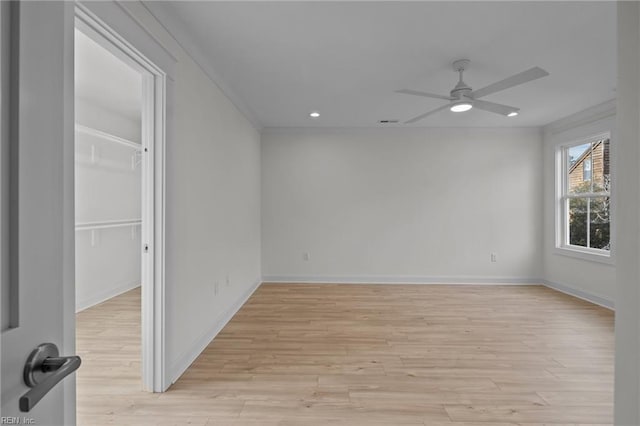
[76,219,142,231]
[76,124,142,151]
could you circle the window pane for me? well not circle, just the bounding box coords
[590,196,611,251]
[592,139,611,193]
[583,158,591,181]
[569,197,588,247]
[568,143,592,194]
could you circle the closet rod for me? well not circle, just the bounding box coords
[75,124,142,151]
[75,219,142,231]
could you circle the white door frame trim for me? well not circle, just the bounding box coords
[74,4,167,392]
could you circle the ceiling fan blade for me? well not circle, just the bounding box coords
[472,99,520,116]
[471,67,549,99]
[404,104,451,124]
[396,89,453,101]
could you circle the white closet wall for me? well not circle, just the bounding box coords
[75,30,143,311]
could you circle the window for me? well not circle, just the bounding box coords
[557,136,611,257]
[583,158,591,181]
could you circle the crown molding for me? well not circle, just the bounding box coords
[543,98,616,136]
[140,1,263,131]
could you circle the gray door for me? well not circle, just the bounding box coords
[1,2,76,425]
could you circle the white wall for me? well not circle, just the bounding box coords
[76,98,141,142]
[262,127,542,283]
[542,100,616,308]
[75,227,141,311]
[120,3,262,384]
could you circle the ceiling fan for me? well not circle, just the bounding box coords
[397,59,549,124]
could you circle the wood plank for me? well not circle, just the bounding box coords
[77,284,614,424]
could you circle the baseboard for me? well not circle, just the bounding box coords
[169,279,261,385]
[262,275,542,285]
[542,279,614,310]
[76,280,140,312]
[262,275,614,309]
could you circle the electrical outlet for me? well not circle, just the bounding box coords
[491,253,497,263]
[214,281,219,296]
[303,252,310,261]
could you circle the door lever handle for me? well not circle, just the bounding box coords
[20,343,81,412]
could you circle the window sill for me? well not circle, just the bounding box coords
[553,246,615,265]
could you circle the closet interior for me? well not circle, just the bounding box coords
[74,29,143,312]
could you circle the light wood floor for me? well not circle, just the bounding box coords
[76,284,614,425]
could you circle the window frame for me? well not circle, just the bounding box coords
[555,132,614,264]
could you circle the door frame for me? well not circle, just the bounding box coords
[74,3,167,393]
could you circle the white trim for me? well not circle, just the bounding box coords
[556,132,612,151]
[169,280,262,385]
[554,132,614,261]
[151,52,167,394]
[76,281,140,313]
[261,275,542,285]
[542,279,614,310]
[75,124,141,150]
[565,192,612,199]
[140,70,157,392]
[552,246,615,265]
[544,99,616,136]
[260,277,613,311]
[76,1,174,80]
[75,219,141,231]
[261,126,542,136]
[75,4,167,392]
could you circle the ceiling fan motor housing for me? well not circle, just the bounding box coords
[450,85,472,100]
[450,59,472,100]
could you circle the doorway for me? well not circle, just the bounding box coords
[74,24,146,421]
[0,2,168,422]
[73,4,167,407]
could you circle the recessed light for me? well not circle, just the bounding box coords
[507,111,519,117]
[309,111,320,118]
[450,102,473,112]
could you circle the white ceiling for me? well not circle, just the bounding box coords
[146,1,616,128]
[75,29,142,121]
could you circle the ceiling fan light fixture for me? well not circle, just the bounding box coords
[450,101,473,112]
[398,61,549,123]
